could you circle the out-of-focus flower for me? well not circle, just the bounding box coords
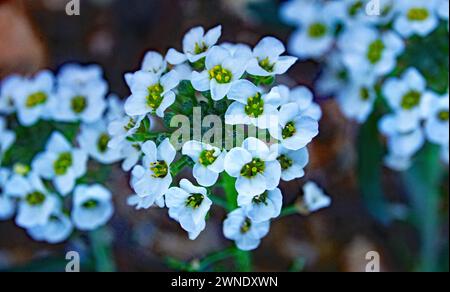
[0,168,15,220]
[302,182,331,213]
[424,93,449,146]
[27,205,73,244]
[337,81,377,123]
[32,132,88,196]
[13,70,55,126]
[72,184,114,231]
[0,117,15,161]
[393,0,440,38]
[0,75,23,114]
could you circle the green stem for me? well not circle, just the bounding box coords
[89,228,116,272]
[198,247,236,271]
[220,173,253,272]
[170,156,191,176]
[280,205,298,218]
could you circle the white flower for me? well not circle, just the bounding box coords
[124,70,180,118]
[131,138,176,203]
[221,43,253,62]
[13,70,55,126]
[303,182,331,213]
[121,142,142,172]
[78,120,123,164]
[166,25,222,65]
[238,188,283,223]
[57,63,106,89]
[282,1,339,59]
[6,172,58,229]
[337,81,377,123]
[278,85,322,121]
[269,103,319,151]
[424,93,449,146]
[383,68,431,133]
[0,117,15,161]
[316,52,347,96]
[394,0,440,38]
[437,0,449,21]
[270,144,309,182]
[141,51,167,76]
[166,179,212,240]
[182,141,226,187]
[191,46,247,101]
[334,0,397,26]
[72,184,114,231]
[225,80,281,129]
[108,115,145,150]
[338,25,404,80]
[127,193,165,210]
[0,168,15,220]
[27,206,73,244]
[223,208,270,251]
[224,137,281,197]
[106,94,125,122]
[246,37,297,77]
[32,132,88,196]
[0,75,23,114]
[379,114,426,160]
[51,83,107,124]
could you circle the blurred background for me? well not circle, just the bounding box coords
[0,0,448,272]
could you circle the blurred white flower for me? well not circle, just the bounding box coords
[0,75,23,114]
[337,81,377,123]
[32,132,88,196]
[0,168,15,220]
[0,117,15,161]
[27,205,73,244]
[72,184,114,231]
[393,0,440,38]
[424,93,449,146]
[303,182,331,213]
[13,70,55,126]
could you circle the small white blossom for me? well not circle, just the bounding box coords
[141,51,167,76]
[125,70,180,118]
[72,184,114,231]
[269,103,319,151]
[121,142,142,172]
[166,179,212,240]
[394,0,440,38]
[166,25,222,65]
[303,182,331,213]
[223,208,270,251]
[338,25,405,80]
[27,205,73,244]
[383,68,431,133]
[182,141,226,187]
[238,188,283,223]
[270,144,309,182]
[281,0,339,59]
[32,132,88,196]
[246,37,297,77]
[191,46,247,101]
[224,137,281,197]
[131,138,176,203]
[337,81,377,123]
[225,80,281,129]
[13,70,55,126]
[108,115,145,150]
[6,172,58,229]
[57,63,106,89]
[78,120,123,164]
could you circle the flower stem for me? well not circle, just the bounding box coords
[280,204,299,218]
[89,227,116,272]
[220,173,253,272]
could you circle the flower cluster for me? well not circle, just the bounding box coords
[281,0,449,170]
[0,64,118,243]
[114,25,330,251]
